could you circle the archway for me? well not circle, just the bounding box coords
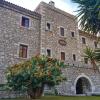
[76,77,92,94]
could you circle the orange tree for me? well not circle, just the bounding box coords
[6,55,66,99]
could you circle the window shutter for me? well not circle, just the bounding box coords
[19,44,28,58]
[61,52,65,60]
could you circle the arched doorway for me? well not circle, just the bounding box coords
[76,77,92,94]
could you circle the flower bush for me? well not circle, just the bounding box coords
[6,55,66,99]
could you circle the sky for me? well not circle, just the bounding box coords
[5,0,78,15]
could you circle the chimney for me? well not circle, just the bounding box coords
[49,1,55,7]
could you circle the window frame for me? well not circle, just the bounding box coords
[82,37,86,44]
[60,27,65,37]
[84,58,88,64]
[46,21,52,32]
[71,31,75,37]
[19,44,28,58]
[21,16,30,28]
[46,48,52,57]
[61,52,65,61]
[47,23,51,31]
[73,54,76,61]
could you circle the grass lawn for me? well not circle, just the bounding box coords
[0,96,100,100]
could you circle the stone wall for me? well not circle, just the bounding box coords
[35,1,100,95]
[35,1,100,67]
[79,31,100,66]
[56,67,100,95]
[0,91,26,99]
[35,2,80,64]
[0,1,100,96]
[0,2,41,84]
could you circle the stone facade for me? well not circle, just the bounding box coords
[0,91,26,99]
[35,1,100,95]
[0,0,100,96]
[35,1,80,65]
[78,30,100,66]
[0,0,41,83]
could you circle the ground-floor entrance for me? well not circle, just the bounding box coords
[76,77,92,94]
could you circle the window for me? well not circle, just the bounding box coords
[46,22,51,31]
[21,16,29,28]
[47,49,51,57]
[60,27,64,36]
[19,44,28,58]
[84,58,88,64]
[94,42,97,48]
[71,32,75,37]
[82,37,86,44]
[61,52,65,60]
[73,54,76,61]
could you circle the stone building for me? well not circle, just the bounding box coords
[0,0,41,84]
[0,0,100,96]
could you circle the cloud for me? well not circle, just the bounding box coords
[5,0,78,15]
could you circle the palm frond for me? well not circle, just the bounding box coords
[71,0,100,34]
[84,47,95,59]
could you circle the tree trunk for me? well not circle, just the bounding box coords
[27,85,44,99]
[91,60,99,72]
